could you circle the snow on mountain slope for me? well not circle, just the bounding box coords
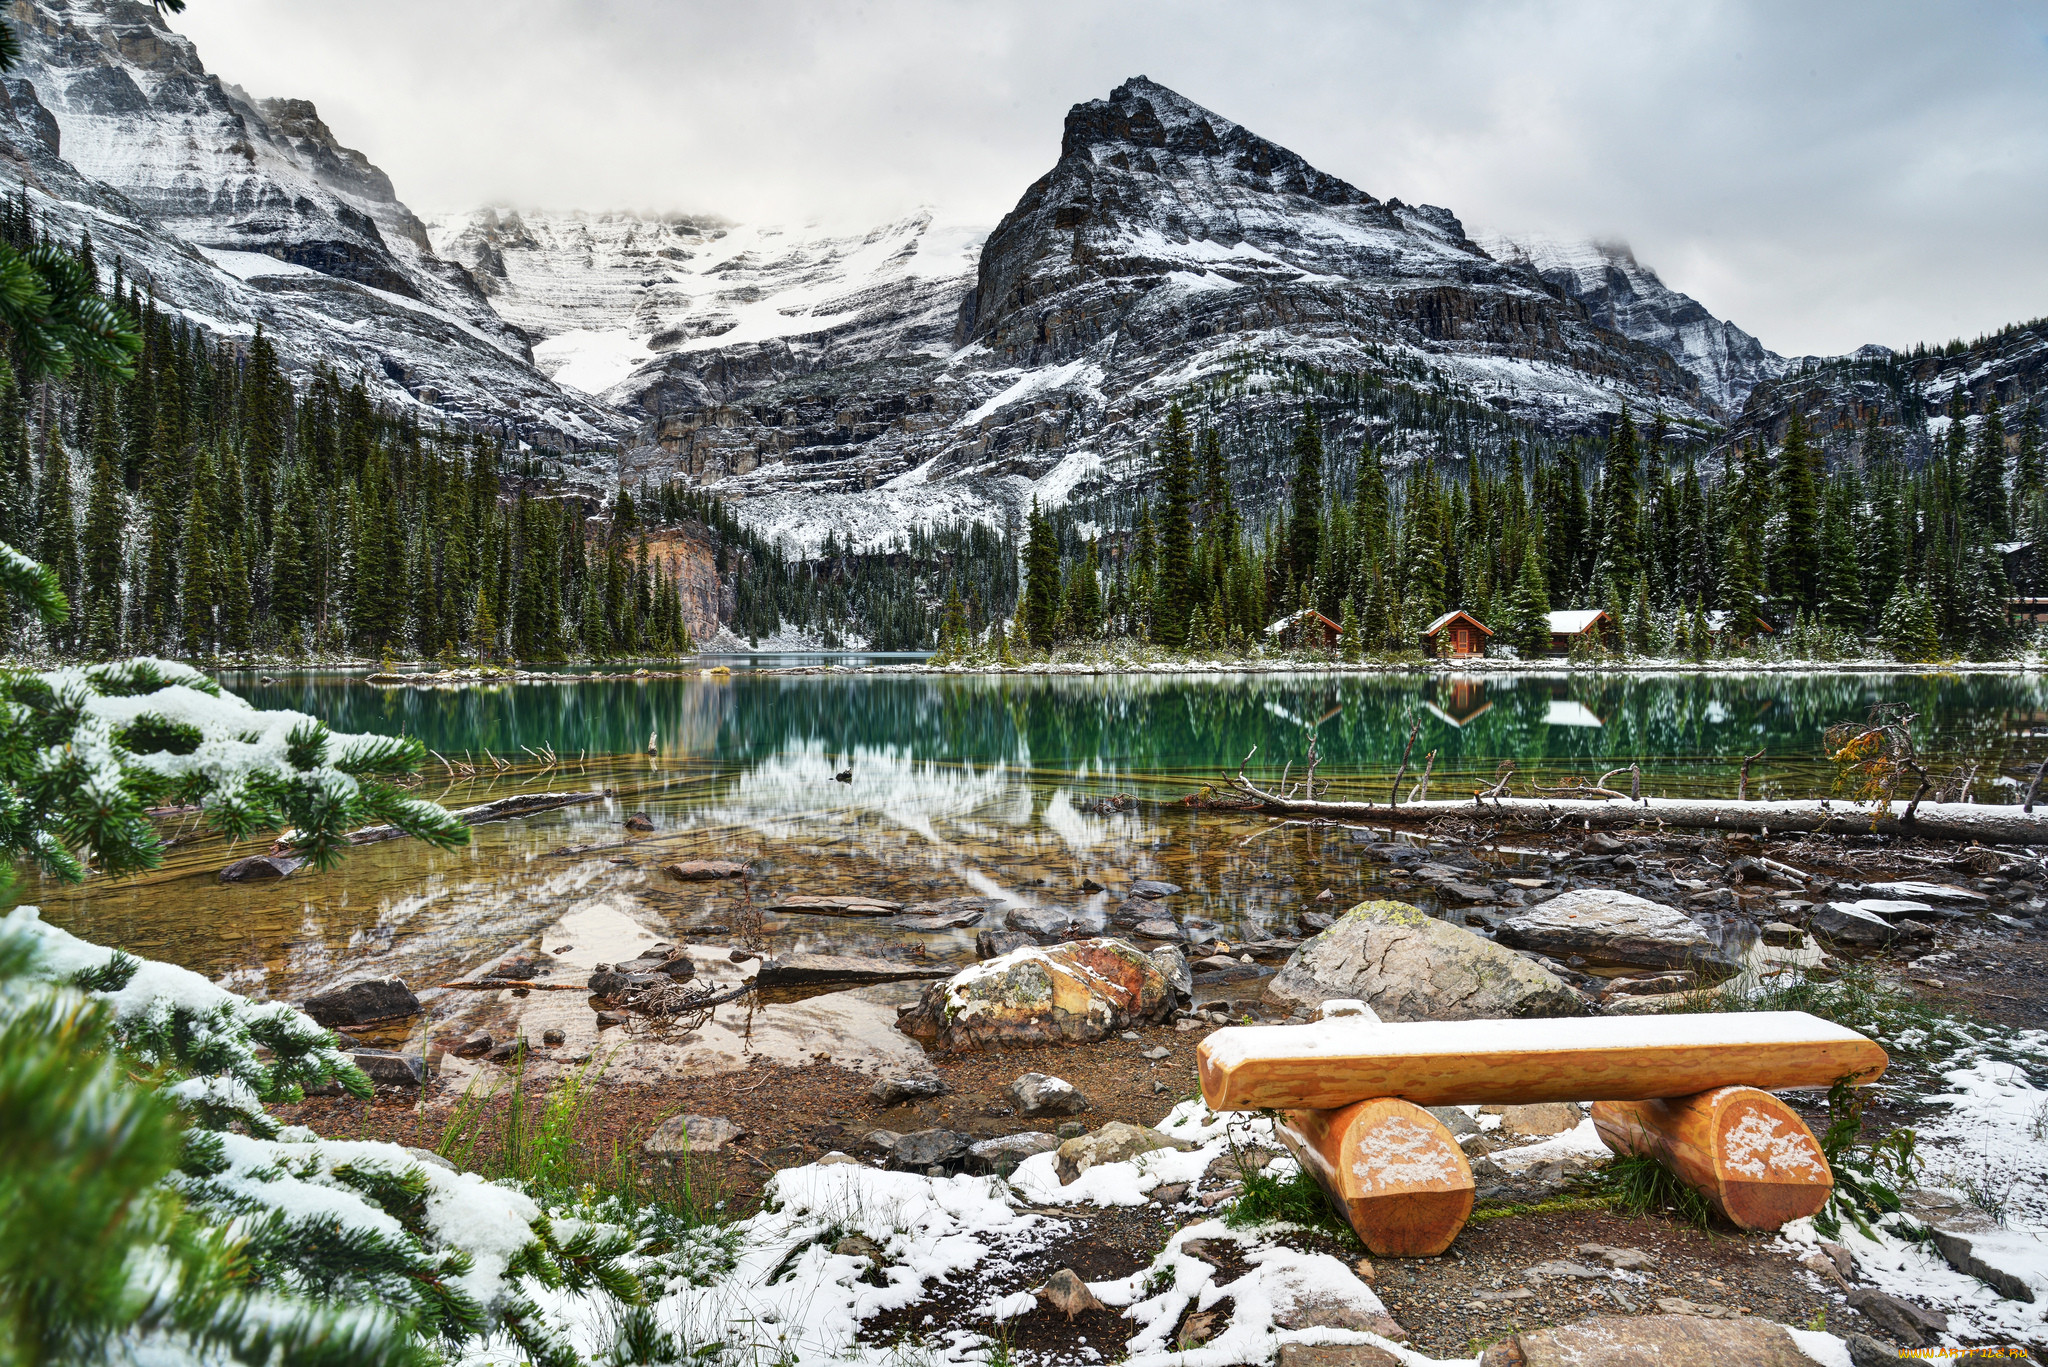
[426,208,984,399]
[0,0,628,449]
[1477,232,1789,414]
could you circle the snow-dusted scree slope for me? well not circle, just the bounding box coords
[0,0,628,449]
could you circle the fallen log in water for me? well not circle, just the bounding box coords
[1210,790,2048,846]
[350,791,605,844]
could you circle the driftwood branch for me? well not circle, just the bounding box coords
[1390,720,1420,808]
[1408,749,1436,805]
[1197,791,2048,844]
[1737,750,1765,802]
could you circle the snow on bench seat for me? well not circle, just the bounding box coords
[1197,1011,1887,1111]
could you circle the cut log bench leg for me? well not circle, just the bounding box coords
[1592,1085,1832,1230]
[1275,1098,1475,1256]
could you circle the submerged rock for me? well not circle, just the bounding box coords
[302,976,420,1027]
[1264,901,1579,1021]
[664,859,748,881]
[220,853,304,882]
[896,938,1175,1051]
[975,929,1036,959]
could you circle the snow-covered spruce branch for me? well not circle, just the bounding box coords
[2,656,469,883]
[3,909,692,1367]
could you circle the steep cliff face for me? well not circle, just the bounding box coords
[1477,233,1787,415]
[588,77,1713,553]
[0,0,629,448]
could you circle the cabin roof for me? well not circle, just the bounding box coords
[1423,610,1493,636]
[1546,609,1607,635]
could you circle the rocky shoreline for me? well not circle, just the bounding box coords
[282,817,2048,1361]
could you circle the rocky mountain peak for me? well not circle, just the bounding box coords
[1059,76,1376,211]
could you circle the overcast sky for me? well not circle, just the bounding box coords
[174,0,2047,359]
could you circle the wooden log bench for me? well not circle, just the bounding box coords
[1195,1009,1887,1256]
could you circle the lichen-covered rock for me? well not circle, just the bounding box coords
[1264,901,1578,1021]
[896,938,1174,1051]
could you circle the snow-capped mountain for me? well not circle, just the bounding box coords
[0,0,627,448]
[1476,233,1788,414]
[547,77,1722,551]
[425,209,982,405]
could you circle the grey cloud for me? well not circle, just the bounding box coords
[177,0,2047,357]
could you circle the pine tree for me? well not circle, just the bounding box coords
[1508,538,1551,658]
[1020,498,1060,649]
[1818,482,1863,632]
[1593,408,1642,588]
[1770,408,1822,613]
[179,450,217,654]
[1880,583,1941,663]
[1338,594,1360,662]
[1151,404,1197,648]
[81,431,125,650]
[1966,407,2009,540]
[1284,406,1324,593]
[0,362,30,549]
[1061,538,1103,643]
[36,424,80,646]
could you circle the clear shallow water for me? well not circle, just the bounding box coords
[23,668,2047,1018]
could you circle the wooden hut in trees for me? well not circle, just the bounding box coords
[1422,610,1492,659]
[1546,609,1613,655]
[1264,608,1343,650]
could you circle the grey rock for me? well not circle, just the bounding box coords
[448,1030,493,1058]
[1576,1243,1657,1270]
[1931,1229,2035,1302]
[1053,1120,1187,1184]
[1842,1333,1900,1366]
[887,1128,972,1170]
[1141,1046,1170,1060]
[968,1132,1059,1170]
[541,1028,565,1046]
[350,1049,423,1087]
[643,1114,744,1156]
[594,1011,627,1029]
[1008,1072,1089,1116]
[1265,900,1580,1021]
[1812,903,1934,948]
[1006,906,1072,937]
[1497,888,1718,969]
[1844,1288,1947,1347]
[1426,1105,1478,1136]
[220,854,304,882]
[754,953,951,988]
[975,929,1037,959]
[1148,944,1193,1002]
[1131,919,1184,941]
[303,977,420,1027]
[1129,879,1182,899]
[870,1075,948,1107]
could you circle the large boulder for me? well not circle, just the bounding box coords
[896,938,1174,1051]
[302,977,420,1027]
[1264,901,1579,1021]
[1477,1314,1817,1366]
[1496,888,1720,969]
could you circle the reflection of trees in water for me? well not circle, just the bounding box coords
[228,671,2048,797]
